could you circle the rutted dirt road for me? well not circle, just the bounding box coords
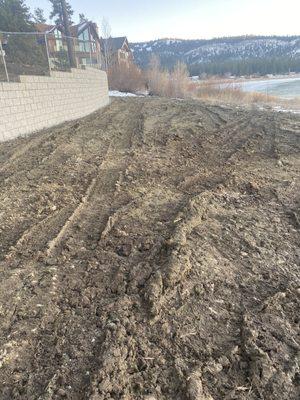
[0,97,299,399]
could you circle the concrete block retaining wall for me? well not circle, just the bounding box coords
[0,68,109,142]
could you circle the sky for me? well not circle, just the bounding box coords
[26,0,300,42]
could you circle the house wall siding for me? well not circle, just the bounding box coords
[0,68,109,142]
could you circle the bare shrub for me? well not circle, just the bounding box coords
[169,62,191,98]
[146,56,191,98]
[146,55,169,96]
[108,63,146,93]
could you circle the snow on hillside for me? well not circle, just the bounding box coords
[131,36,300,69]
[185,38,300,64]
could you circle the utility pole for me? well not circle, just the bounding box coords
[60,0,76,67]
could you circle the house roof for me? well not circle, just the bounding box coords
[35,23,56,34]
[69,22,86,37]
[70,22,100,40]
[34,21,100,41]
[100,37,128,52]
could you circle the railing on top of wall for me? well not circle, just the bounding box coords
[0,31,104,82]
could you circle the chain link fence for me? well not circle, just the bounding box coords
[0,31,103,82]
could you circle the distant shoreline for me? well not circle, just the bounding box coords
[230,73,300,84]
[194,74,300,85]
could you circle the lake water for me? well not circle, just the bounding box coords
[235,77,300,99]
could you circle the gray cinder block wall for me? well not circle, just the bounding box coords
[0,68,109,142]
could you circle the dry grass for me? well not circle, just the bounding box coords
[195,81,277,103]
[195,80,300,111]
[281,96,300,111]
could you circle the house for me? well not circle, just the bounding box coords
[100,36,133,69]
[36,21,102,68]
[69,21,101,66]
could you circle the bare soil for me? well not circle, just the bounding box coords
[0,97,299,400]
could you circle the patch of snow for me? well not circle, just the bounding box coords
[273,106,300,114]
[109,91,137,97]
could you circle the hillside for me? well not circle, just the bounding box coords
[0,97,299,399]
[131,35,300,75]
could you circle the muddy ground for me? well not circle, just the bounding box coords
[0,97,299,399]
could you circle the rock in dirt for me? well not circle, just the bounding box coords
[116,243,132,257]
[186,371,214,400]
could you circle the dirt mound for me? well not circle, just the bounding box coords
[0,97,299,399]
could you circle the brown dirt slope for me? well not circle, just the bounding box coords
[0,97,299,400]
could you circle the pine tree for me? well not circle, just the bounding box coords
[0,0,34,31]
[0,1,47,71]
[49,0,73,26]
[33,7,46,24]
[79,13,88,23]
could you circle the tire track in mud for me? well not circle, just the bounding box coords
[177,113,261,192]
[0,101,136,258]
[0,102,113,176]
[199,104,230,127]
[0,101,132,261]
[206,112,282,168]
[50,103,144,255]
[144,191,214,317]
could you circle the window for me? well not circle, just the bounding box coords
[79,28,90,52]
[54,29,63,51]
